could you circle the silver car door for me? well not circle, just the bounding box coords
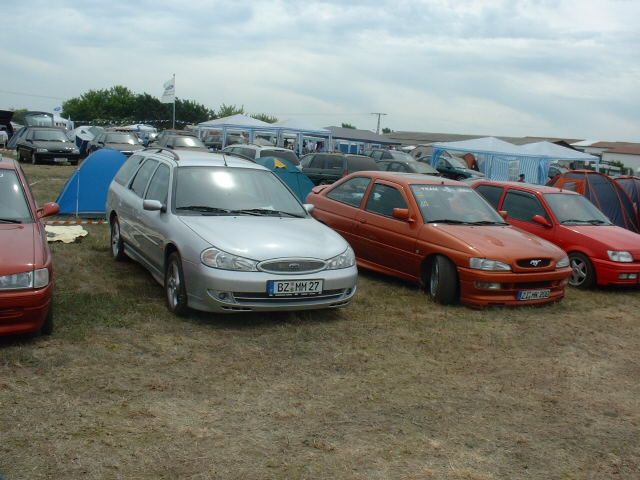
[126,159,158,254]
[139,163,171,271]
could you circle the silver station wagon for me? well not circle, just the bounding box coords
[106,148,357,314]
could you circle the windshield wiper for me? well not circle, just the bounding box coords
[0,218,22,224]
[467,220,508,225]
[426,219,471,224]
[586,219,610,225]
[231,208,304,218]
[560,219,594,224]
[176,206,231,215]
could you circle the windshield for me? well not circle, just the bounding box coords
[260,149,300,165]
[33,129,69,142]
[411,184,505,224]
[174,166,306,217]
[172,136,205,148]
[0,170,32,223]
[105,133,139,144]
[544,193,611,225]
[412,162,439,175]
[389,151,415,162]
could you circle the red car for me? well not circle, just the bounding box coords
[472,180,640,288]
[0,157,59,336]
[307,172,571,308]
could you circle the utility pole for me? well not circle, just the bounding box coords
[371,112,387,134]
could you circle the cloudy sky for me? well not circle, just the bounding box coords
[1,0,639,141]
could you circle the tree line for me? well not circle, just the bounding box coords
[59,85,278,127]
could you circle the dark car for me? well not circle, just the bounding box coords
[148,129,194,147]
[429,153,484,180]
[300,153,379,185]
[16,127,81,165]
[88,131,143,156]
[155,133,208,151]
[376,158,440,176]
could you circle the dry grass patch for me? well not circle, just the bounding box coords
[0,163,639,479]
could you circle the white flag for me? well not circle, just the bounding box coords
[160,77,175,103]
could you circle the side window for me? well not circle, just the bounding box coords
[327,177,371,207]
[382,151,393,160]
[503,191,548,222]
[114,154,145,186]
[366,183,408,217]
[300,155,314,168]
[388,162,403,172]
[325,157,344,171]
[371,151,383,160]
[377,161,390,171]
[130,159,158,197]
[475,185,504,210]
[145,164,170,204]
[309,155,324,168]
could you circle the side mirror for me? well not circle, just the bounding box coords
[37,202,60,218]
[26,138,33,143]
[303,203,315,214]
[143,199,164,212]
[392,208,412,221]
[498,210,508,219]
[532,214,552,228]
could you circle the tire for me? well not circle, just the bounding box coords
[110,217,127,261]
[40,306,53,336]
[31,151,37,165]
[165,252,189,316]
[427,255,459,305]
[569,252,596,288]
[17,150,23,162]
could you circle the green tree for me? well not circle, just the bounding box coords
[341,123,356,129]
[10,108,28,125]
[251,113,278,124]
[381,127,391,134]
[217,104,244,118]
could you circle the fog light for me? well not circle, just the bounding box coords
[560,277,569,286]
[209,290,235,303]
[474,282,502,290]
[619,273,638,280]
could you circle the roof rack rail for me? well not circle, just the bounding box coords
[143,147,180,161]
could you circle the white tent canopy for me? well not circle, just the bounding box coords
[198,114,270,129]
[520,141,598,160]
[433,136,526,156]
[273,117,330,135]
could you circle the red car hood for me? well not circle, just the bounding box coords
[561,224,640,258]
[0,223,35,275]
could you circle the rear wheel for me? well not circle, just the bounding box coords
[428,255,459,305]
[17,150,23,162]
[165,252,189,316]
[110,217,126,261]
[569,253,595,288]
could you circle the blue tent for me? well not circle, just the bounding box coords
[56,149,127,215]
[255,156,314,202]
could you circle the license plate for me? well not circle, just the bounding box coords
[267,279,323,297]
[517,289,551,300]
[53,157,67,163]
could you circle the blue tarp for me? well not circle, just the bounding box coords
[56,149,127,215]
[254,156,314,202]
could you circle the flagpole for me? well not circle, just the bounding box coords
[172,73,176,129]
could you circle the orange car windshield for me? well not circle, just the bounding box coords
[411,184,506,225]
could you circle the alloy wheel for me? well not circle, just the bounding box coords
[569,257,587,286]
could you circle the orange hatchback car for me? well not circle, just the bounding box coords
[307,172,572,307]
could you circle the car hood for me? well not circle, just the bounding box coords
[105,143,143,151]
[561,224,640,258]
[0,224,35,276]
[423,224,563,260]
[179,215,349,261]
[34,141,77,150]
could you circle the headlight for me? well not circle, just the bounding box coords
[201,247,258,271]
[33,268,50,288]
[469,258,511,271]
[556,256,570,268]
[326,246,355,270]
[607,250,633,263]
[71,148,79,154]
[36,148,48,153]
[0,271,33,290]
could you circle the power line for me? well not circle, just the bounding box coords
[0,89,65,101]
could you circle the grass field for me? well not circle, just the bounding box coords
[1,156,639,479]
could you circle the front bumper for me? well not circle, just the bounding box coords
[458,266,571,308]
[36,152,81,163]
[0,283,53,336]
[182,261,358,313]
[593,258,640,286]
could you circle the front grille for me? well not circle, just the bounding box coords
[258,259,326,274]
[233,288,345,304]
[516,258,551,268]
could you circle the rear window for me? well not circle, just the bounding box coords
[260,149,300,165]
[475,184,504,209]
[345,155,379,172]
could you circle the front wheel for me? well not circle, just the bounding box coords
[428,255,459,305]
[569,253,595,288]
[165,252,189,316]
[110,217,126,261]
[31,151,37,165]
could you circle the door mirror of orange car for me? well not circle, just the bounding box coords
[392,208,412,221]
[498,210,508,219]
[37,202,59,219]
[532,214,552,228]
[143,199,164,212]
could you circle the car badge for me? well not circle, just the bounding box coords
[529,259,542,266]
[288,263,301,270]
